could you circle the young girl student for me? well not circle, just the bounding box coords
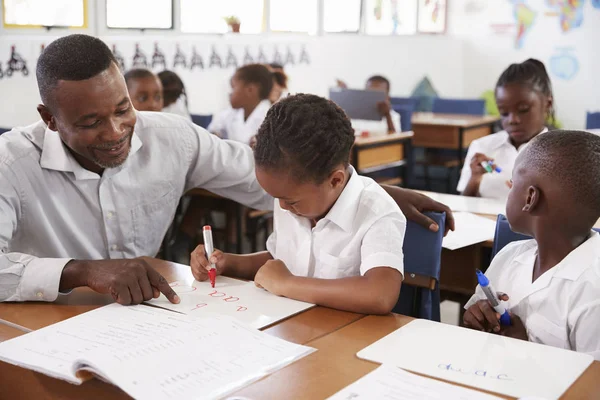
[158,70,192,121]
[463,131,600,359]
[191,94,406,315]
[208,64,273,146]
[457,59,555,200]
[124,68,164,112]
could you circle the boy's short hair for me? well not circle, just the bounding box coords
[254,94,355,183]
[366,75,390,92]
[523,130,600,220]
[236,64,274,100]
[124,68,157,87]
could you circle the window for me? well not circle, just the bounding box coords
[324,0,361,33]
[364,0,417,35]
[270,0,318,34]
[2,0,86,28]
[417,0,446,34]
[180,0,264,34]
[106,0,173,29]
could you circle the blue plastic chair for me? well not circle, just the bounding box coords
[393,212,445,321]
[390,97,419,111]
[191,114,213,129]
[392,104,414,132]
[0,128,10,135]
[586,112,600,129]
[492,214,600,260]
[432,98,486,116]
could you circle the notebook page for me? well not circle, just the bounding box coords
[327,365,502,400]
[74,309,316,399]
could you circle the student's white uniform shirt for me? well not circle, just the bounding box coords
[266,168,406,279]
[207,100,271,145]
[457,128,548,201]
[465,232,600,360]
[0,112,271,302]
[351,110,401,136]
[162,96,192,121]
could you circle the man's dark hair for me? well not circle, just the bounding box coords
[367,75,390,92]
[36,34,117,108]
[523,130,600,223]
[124,68,157,87]
[236,64,274,100]
[254,94,355,183]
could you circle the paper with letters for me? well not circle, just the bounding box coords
[327,364,502,400]
[147,275,314,329]
[0,304,315,399]
[357,319,593,399]
[442,212,497,250]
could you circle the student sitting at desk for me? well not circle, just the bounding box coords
[457,59,554,201]
[192,94,405,314]
[350,75,401,136]
[463,131,600,359]
[158,70,192,121]
[208,64,273,146]
[124,69,163,112]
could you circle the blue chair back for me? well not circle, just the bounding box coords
[393,212,445,321]
[392,104,414,132]
[0,127,10,135]
[432,98,486,116]
[492,214,600,259]
[191,114,213,129]
[586,112,600,129]
[390,97,419,111]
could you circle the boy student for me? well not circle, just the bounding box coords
[208,64,273,146]
[350,75,401,136]
[192,94,405,314]
[464,131,600,359]
[124,68,163,112]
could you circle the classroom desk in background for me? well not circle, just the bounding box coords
[411,113,500,167]
[351,131,413,186]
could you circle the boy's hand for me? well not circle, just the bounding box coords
[499,313,528,341]
[464,292,511,333]
[190,245,227,282]
[376,100,392,117]
[469,152,497,177]
[254,259,294,296]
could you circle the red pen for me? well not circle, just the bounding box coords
[202,226,217,288]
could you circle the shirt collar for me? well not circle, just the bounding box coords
[40,125,143,180]
[321,166,363,232]
[488,128,549,151]
[513,231,600,282]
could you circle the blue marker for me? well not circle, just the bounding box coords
[476,270,511,326]
[480,160,502,173]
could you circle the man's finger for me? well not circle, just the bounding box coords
[129,284,144,305]
[113,282,132,305]
[147,267,180,304]
[138,277,154,301]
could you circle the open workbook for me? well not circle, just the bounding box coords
[0,304,315,400]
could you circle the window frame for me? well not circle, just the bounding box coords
[1,0,89,29]
[105,0,174,31]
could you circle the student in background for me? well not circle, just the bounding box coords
[208,64,273,146]
[351,75,401,136]
[463,131,600,359]
[191,94,405,315]
[457,59,554,200]
[268,63,289,103]
[124,69,163,112]
[158,70,192,121]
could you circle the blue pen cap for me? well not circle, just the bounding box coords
[499,310,512,326]
[476,269,489,287]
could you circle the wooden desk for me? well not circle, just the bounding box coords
[352,131,414,186]
[0,322,25,342]
[233,314,600,400]
[411,113,500,166]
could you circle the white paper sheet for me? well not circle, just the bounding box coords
[146,276,314,329]
[357,319,593,399]
[0,304,315,399]
[417,191,506,217]
[442,212,497,250]
[327,364,502,400]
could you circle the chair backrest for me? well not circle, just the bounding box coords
[393,212,445,321]
[390,97,419,110]
[0,128,10,135]
[586,112,600,129]
[191,114,213,129]
[492,214,600,259]
[392,104,414,132]
[432,98,486,116]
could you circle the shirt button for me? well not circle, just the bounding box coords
[107,212,114,219]
[36,292,43,298]
[111,245,118,251]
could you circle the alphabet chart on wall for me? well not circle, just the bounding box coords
[146,276,314,329]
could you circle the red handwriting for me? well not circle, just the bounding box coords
[208,290,226,297]
[190,303,207,312]
[236,306,247,312]
[223,296,239,302]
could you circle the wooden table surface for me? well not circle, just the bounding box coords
[412,113,500,128]
[0,322,25,342]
